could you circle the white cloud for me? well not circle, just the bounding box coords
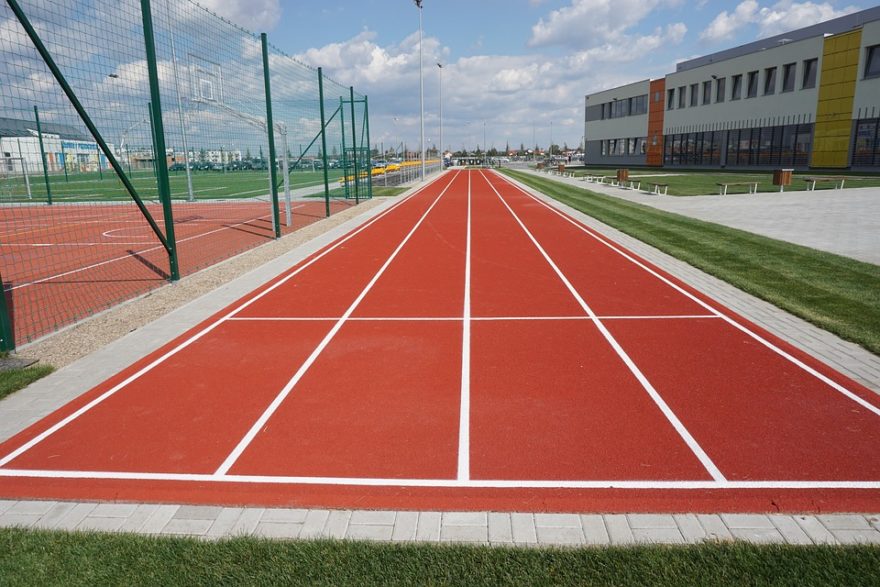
[700,1,860,43]
[196,0,282,31]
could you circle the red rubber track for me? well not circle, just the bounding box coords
[0,169,879,513]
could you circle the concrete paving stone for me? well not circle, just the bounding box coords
[8,500,57,516]
[391,511,418,542]
[443,511,487,526]
[205,508,244,538]
[580,515,610,545]
[536,526,585,545]
[300,510,331,539]
[346,524,394,541]
[91,503,140,518]
[260,508,309,524]
[729,528,785,543]
[117,504,163,533]
[31,502,77,529]
[0,501,16,516]
[140,504,180,534]
[350,510,396,526]
[0,513,41,528]
[415,511,441,542]
[605,515,636,545]
[632,528,685,544]
[511,514,538,544]
[160,518,214,536]
[831,530,880,545]
[696,515,734,541]
[869,516,880,531]
[674,514,708,543]
[323,510,352,539]
[488,513,513,543]
[253,522,303,540]
[173,505,224,521]
[42,503,98,531]
[76,516,128,533]
[228,508,265,537]
[441,524,489,543]
[535,513,582,528]
[627,514,677,529]
[817,515,872,530]
[769,516,813,545]
[721,514,774,529]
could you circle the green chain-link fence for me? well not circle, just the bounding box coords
[0,0,372,350]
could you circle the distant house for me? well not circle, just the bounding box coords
[0,116,108,174]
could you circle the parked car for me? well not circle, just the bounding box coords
[168,162,187,172]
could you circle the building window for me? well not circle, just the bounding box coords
[601,140,607,156]
[716,77,726,103]
[628,138,636,155]
[702,80,712,105]
[764,67,777,95]
[678,86,686,109]
[689,83,698,107]
[782,62,796,92]
[731,74,742,100]
[746,70,758,98]
[853,119,880,166]
[865,45,880,79]
[667,88,675,109]
[803,58,818,89]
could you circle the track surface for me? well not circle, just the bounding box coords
[0,170,878,513]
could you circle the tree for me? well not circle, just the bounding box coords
[245,147,252,160]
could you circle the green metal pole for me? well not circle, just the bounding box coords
[317,68,331,218]
[339,96,348,199]
[61,142,68,182]
[141,0,179,281]
[0,269,13,352]
[364,95,372,200]
[261,33,281,238]
[349,87,359,204]
[33,106,52,205]
[147,102,158,181]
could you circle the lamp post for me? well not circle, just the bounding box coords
[414,0,425,181]
[483,121,486,167]
[437,62,443,169]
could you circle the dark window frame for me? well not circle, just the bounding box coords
[746,70,759,98]
[803,58,818,89]
[731,74,742,100]
[865,45,880,79]
[764,66,777,95]
[782,62,796,92]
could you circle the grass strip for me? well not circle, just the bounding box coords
[0,364,54,401]
[503,169,880,356]
[0,528,878,586]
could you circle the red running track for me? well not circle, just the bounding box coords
[0,170,879,513]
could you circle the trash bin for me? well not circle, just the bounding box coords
[616,168,629,182]
[557,164,566,173]
[772,168,793,192]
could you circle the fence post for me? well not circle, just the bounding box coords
[60,142,69,182]
[141,0,179,281]
[349,86,359,204]
[317,67,331,218]
[339,96,348,199]
[33,106,52,205]
[0,269,14,352]
[261,33,282,238]
[364,95,372,199]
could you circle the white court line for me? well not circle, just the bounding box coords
[227,315,720,322]
[494,171,880,419]
[457,170,472,481]
[0,467,877,490]
[0,177,449,469]
[214,171,463,476]
[480,170,727,483]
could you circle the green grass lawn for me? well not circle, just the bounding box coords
[371,186,408,197]
[563,167,880,196]
[0,363,53,401]
[504,169,880,356]
[1,529,878,586]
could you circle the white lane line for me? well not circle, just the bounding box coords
[495,172,880,419]
[480,171,727,483]
[0,467,878,489]
[457,170,472,481]
[0,179,446,469]
[228,314,721,322]
[214,171,463,476]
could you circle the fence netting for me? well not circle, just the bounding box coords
[0,0,373,348]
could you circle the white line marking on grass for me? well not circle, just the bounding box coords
[0,467,878,490]
[0,180,443,468]
[495,171,880,419]
[458,171,472,481]
[480,170,727,483]
[214,171,462,476]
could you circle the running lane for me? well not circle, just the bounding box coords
[227,172,468,479]
[468,171,713,481]
[486,170,880,482]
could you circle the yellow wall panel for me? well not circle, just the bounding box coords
[811,29,860,168]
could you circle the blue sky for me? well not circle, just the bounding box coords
[203,0,866,153]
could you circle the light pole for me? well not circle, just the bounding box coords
[437,62,443,169]
[414,0,425,181]
[483,121,486,167]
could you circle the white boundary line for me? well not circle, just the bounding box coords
[0,467,877,489]
[214,171,463,475]
[457,171,472,481]
[227,315,721,322]
[479,170,727,483]
[0,175,454,469]
[495,171,880,419]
